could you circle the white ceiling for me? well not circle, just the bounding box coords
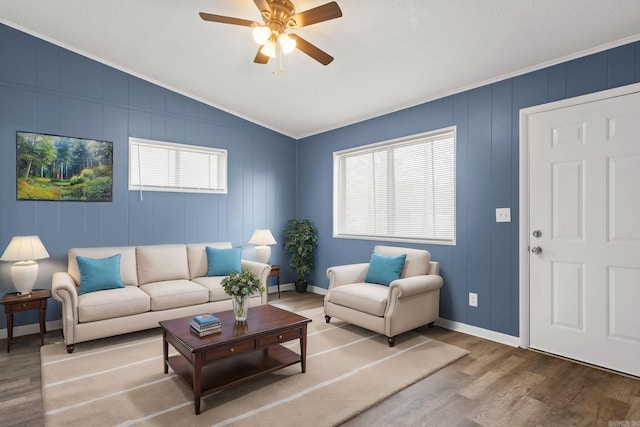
[2,1,640,139]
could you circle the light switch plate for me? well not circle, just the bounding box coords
[496,208,511,222]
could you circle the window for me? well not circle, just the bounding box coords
[333,127,456,244]
[128,137,227,194]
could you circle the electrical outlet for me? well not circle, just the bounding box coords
[469,292,478,307]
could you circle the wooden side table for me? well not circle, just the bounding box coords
[268,265,281,298]
[0,289,50,353]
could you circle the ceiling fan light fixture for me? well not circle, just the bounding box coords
[252,25,271,45]
[260,38,277,58]
[199,0,343,66]
[278,33,297,54]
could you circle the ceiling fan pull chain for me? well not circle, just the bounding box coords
[273,44,284,75]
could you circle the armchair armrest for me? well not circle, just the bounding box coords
[241,260,271,304]
[384,274,443,324]
[326,263,370,289]
[389,274,443,298]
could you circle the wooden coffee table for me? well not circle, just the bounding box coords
[160,304,312,415]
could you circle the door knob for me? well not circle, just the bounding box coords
[531,246,542,255]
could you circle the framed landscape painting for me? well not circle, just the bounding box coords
[16,131,113,201]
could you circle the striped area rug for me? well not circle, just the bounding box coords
[41,307,468,426]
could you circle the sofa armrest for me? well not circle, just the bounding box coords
[388,274,443,298]
[52,271,80,345]
[326,263,369,289]
[52,271,79,311]
[241,260,271,305]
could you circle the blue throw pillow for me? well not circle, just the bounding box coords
[364,252,407,286]
[206,246,242,276]
[76,254,126,295]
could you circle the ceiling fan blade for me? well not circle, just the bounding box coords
[254,47,270,64]
[289,34,334,65]
[199,12,257,27]
[253,0,270,15]
[291,1,342,28]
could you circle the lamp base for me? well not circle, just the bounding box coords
[11,260,39,295]
[255,246,271,264]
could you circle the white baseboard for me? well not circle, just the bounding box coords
[435,318,520,347]
[276,287,519,347]
[2,287,316,338]
[0,320,62,339]
[308,285,327,296]
[1,290,518,349]
[267,283,294,294]
[286,288,519,347]
[267,283,328,296]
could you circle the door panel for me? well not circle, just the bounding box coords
[529,90,640,377]
[552,161,584,240]
[551,261,584,330]
[608,266,640,343]
[608,155,640,242]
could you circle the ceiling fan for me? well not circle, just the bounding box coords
[199,0,342,65]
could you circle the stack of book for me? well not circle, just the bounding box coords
[190,314,222,337]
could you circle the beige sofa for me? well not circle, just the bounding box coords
[324,245,442,346]
[52,242,270,353]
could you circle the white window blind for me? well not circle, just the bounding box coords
[128,137,227,194]
[334,127,456,244]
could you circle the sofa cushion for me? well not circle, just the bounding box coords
[365,253,406,286]
[206,246,242,276]
[140,280,209,311]
[136,245,190,285]
[192,276,230,302]
[373,245,430,278]
[187,242,233,279]
[328,283,389,317]
[78,286,150,323]
[76,254,126,294]
[68,246,138,286]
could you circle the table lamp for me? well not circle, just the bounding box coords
[0,235,50,295]
[248,229,276,264]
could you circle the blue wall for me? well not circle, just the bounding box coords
[0,24,297,328]
[2,20,639,338]
[298,41,640,337]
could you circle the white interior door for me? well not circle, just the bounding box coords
[528,89,640,377]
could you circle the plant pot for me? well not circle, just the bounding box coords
[294,279,308,293]
[232,294,249,322]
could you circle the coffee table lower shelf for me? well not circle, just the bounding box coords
[160,305,311,415]
[168,345,301,408]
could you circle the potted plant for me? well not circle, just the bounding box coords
[283,219,318,293]
[220,270,265,321]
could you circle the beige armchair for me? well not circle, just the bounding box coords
[324,245,443,347]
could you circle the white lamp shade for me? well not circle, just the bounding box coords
[249,229,277,246]
[1,235,49,261]
[249,229,276,264]
[1,236,49,295]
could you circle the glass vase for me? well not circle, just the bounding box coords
[232,294,249,322]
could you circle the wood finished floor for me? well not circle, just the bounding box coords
[2,291,639,426]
